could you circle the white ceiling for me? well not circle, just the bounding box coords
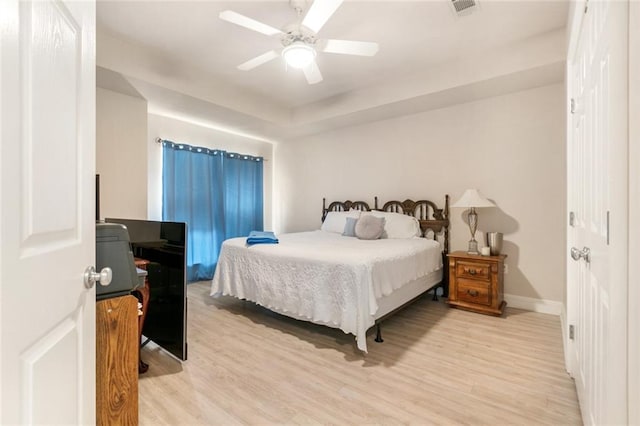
[96,0,569,140]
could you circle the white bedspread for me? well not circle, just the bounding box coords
[210,230,442,352]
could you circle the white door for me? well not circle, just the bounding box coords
[567,1,628,424]
[0,0,96,424]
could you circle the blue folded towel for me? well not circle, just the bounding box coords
[246,230,279,245]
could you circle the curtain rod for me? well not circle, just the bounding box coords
[155,138,269,161]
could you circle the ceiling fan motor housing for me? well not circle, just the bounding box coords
[281,24,317,48]
[282,33,316,48]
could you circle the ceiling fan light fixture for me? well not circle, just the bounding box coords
[282,42,316,69]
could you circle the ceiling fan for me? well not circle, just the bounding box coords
[219,0,379,85]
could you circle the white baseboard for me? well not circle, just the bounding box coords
[560,303,567,342]
[560,303,571,373]
[503,293,563,315]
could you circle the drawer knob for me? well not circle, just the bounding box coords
[467,289,479,297]
[468,269,477,275]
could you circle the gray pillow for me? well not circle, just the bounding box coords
[342,217,358,237]
[355,215,385,240]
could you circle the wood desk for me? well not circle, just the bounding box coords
[133,258,151,373]
[96,295,138,425]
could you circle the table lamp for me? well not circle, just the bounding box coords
[451,189,495,254]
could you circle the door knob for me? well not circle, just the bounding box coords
[84,266,112,289]
[570,246,591,263]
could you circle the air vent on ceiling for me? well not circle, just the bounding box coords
[450,0,479,17]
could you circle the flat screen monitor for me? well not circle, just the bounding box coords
[106,218,188,361]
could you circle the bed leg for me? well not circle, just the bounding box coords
[432,288,439,301]
[375,324,384,343]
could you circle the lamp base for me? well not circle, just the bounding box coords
[467,240,479,255]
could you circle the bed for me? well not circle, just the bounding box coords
[210,196,450,352]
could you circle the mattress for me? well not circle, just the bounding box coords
[210,230,443,352]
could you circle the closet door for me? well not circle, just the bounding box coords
[567,1,628,424]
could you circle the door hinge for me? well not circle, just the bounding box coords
[606,211,610,245]
[569,211,575,227]
[584,0,589,14]
[570,98,576,114]
[569,324,575,340]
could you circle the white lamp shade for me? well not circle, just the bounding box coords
[451,189,495,208]
[282,42,316,69]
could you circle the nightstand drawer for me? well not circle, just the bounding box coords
[456,261,490,281]
[457,279,491,306]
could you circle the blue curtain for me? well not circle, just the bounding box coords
[162,141,263,282]
[223,152,264,238]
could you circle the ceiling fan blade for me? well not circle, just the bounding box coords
[301,0,344,34]
[219,10,283,36]
[322,39,379,56]
[303,61,323,85]
[237,50,280,71]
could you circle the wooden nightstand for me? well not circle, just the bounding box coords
[447,251,507,316]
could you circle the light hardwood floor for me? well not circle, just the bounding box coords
[139,282,582,425]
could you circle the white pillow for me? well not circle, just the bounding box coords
[321,210,361,233]
[366,211,421,239]
[355,215,385,240]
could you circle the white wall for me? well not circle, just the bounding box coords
[96,87,148,219]
[96,87,274,228]
[276,83,566,303]
[147,113,274,230]
[628,1,640,422]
